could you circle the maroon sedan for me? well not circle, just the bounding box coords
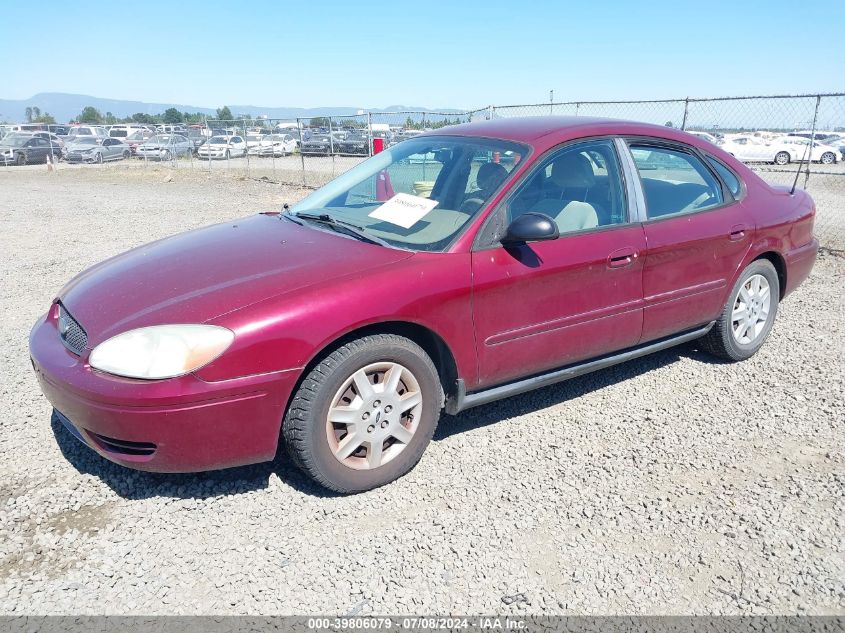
[29,117,818,492]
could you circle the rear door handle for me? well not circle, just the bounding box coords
[729,224,747,241]
[607,247,638,269]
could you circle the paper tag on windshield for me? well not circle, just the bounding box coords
[368,193,438,229]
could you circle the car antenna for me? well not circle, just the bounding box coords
[790,97,822,195]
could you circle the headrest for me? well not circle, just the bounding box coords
[551,153,595,188]
[476,162,508,191]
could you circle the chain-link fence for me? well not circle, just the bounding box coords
[5,93,842,248]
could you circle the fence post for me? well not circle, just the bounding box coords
[575,102,580,117]
[297,118,306,187]
[367,111,373,157]
[488,105,493,120]
[681,97,690,130]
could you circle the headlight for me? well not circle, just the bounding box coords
[89,324,234,379]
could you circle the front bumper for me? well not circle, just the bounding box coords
[29,305,299,473]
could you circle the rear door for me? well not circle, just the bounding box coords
[471,138,646,389]
[625,140,753,343]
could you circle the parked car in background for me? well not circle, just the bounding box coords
[135,134,194,160]
[29,117,818,493]
[247,133,298,157]
[336,131,370,155]
[196,135,247,159]
[183,128,207,153]
[31,131,65,149]
[245,134,265,152]
[109,125,152,139]
[66,126,109,141]
[686,131,721,145]
[64,137,131,163]
[0,133,62,165]
[301,133,335,155]
[123,130,154,155]
[773,137,839,164]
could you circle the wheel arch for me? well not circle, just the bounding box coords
[291,320,461,412]
[753,251,787,299]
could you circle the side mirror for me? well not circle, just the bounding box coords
[501,212,559,244]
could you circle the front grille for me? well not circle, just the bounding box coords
[57,304,88,355]
[89,432,157,456]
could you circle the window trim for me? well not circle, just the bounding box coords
[621,136,738,223]
[472,135,633,251]
[703,153,747,202]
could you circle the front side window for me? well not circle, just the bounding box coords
[505,139,627,233]
[292,136,527,252]
[629,144,724,218]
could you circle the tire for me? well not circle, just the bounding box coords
[162,149,172,161]
[820,152,835,165]
[15,153,26,166]
[283,334,442,493]
[95,152,103,164]
[699,259,779,361]
[225,150,231,160]
[774,151,790,166]
[122,150,130,160]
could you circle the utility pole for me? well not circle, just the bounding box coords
[549,90,554,115]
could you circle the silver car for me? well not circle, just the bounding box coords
[135,134,193,160]
[63,137,131,163]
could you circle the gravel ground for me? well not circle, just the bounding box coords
[0,167,843,615]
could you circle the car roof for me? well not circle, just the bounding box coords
[428,116,702,148]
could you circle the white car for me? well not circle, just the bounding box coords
[720,135,838,165]
[66,125,109,141]
[247,133,298,157]
[196,135,247,159]
[686,130,721,145]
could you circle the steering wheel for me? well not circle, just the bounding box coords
[460,197,485,213]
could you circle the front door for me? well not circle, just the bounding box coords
[471,138,646,389]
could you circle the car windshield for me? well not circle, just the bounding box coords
[149,135,174,143]
[209,137,228,145]
[71,137,98,145]
[291,136,528,252]
[3,134,31,147]
[246,135,261,142]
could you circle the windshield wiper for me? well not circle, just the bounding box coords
[290,212,392,248]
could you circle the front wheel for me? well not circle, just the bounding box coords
[122,150,130,160]
[699,259,779,361]
[95,152,103,164]
[774,151,790,166]
[162,149,172,161]
[16,153,26,166]
[225,149,231,160]
[283,334,442,493]
[820,152,836,165]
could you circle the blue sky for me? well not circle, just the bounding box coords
[2,0,842,109]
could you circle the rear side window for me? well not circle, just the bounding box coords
[629,144,724,218]
[706,156,742,198]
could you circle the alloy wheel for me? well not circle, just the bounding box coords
[731,274,772,345]
[325,362,423,470]
[774,151,790,166]
[820,152,835,165]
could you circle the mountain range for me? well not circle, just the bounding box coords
[0,93,466,124]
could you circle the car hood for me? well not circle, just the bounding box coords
[58,214,414,345]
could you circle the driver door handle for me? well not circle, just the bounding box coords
[729,224,747,241]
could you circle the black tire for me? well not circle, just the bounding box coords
[283,334,442,493]
[774,151,790,166]
[122,150,130,160]
[15,152,26,166]
[699,259,779,361]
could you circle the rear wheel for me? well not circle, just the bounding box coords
[699,259,779,361]
[122,150,130,160]
[774,151,790,166]
[283,334,442,493]
[820,152,835,165]
[15,153,26,166]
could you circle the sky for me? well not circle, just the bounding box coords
[1,0,843,110]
